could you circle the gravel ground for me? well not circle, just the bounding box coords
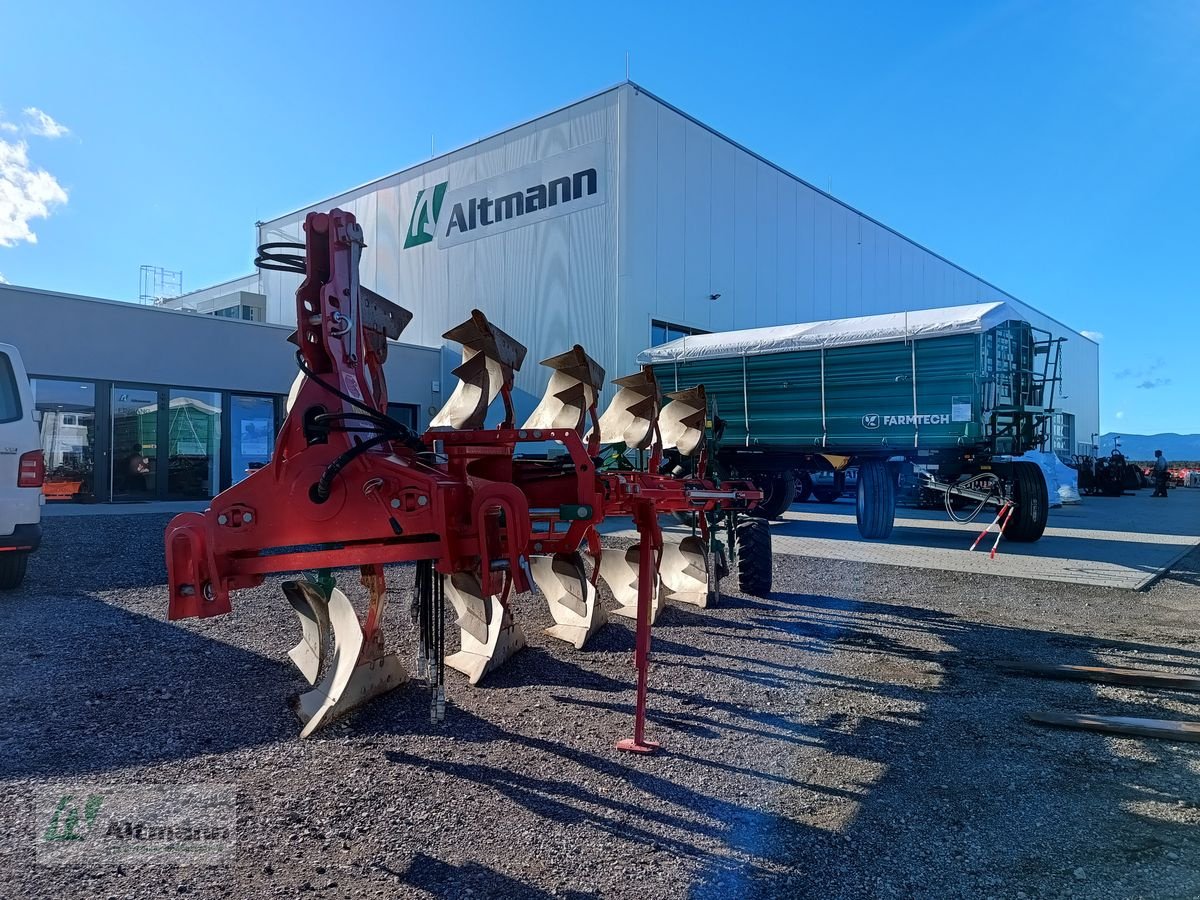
[1,513,1198,899]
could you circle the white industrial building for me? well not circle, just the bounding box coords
[217,81,1097,456]
[4,81,1098,504]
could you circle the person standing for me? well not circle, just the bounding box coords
[1152,449,1169,498]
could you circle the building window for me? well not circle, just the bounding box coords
[388,403,420,431]
[32,379,97,502]
[1051,412,1075,460]
[650,319,707,347]
[167,389,222,499]
[231,395,276,483]
[112,385,159,500]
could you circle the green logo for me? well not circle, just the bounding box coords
[44,793,104,842]
[404,181,448,248]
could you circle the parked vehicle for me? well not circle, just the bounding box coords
[640,303,1059,541]
[0,342,43,588]
[1077,450,1134,497]
[807,466,857,503]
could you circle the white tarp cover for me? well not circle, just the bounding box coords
[637,302,1020,364]
[1014,450,1081,507]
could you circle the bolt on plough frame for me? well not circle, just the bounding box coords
[165,209,769,750]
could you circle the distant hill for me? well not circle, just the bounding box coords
[1098,433,1200,462]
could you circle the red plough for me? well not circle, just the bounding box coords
[165,209,769,749]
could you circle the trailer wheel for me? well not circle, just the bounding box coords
[1007,461,1048,542]
[794,471,813,503]
[0,552,29,590]
[735,518,772,596]
[855,460,896,540]
[749,470,796,520]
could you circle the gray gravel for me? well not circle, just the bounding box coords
[1,513,1198,898]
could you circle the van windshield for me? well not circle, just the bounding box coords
[0,353,21,423]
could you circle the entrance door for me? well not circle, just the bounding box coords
[111,386,159,500]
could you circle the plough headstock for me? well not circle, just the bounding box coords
[165,208,767,750]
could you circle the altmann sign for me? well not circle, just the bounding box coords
[863,413,952,428]
[404,142,606,251]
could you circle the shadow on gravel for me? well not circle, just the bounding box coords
[400,851,599,898]
[703,589,1200,899]
[383,729,805,889]
[0,594,291,779]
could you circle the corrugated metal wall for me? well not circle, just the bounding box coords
[618,85,1099,448]
[257,91,621,414]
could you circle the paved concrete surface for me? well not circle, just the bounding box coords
[762,489,1200,590]
[41,500,208,517]
[608,488,1200,590]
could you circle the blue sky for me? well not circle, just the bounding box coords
[0,1,1196,435]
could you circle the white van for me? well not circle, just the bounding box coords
[0,342,43,588]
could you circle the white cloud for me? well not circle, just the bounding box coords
[1081,330,1103,342]
[22,107,69,139]
[0,137,69,246]
[0,272,7,284]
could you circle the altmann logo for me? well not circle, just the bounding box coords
[441,167,598,239]
[403,142,606,251]
[404,182,447,249]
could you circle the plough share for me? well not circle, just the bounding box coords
[165,209,770,750]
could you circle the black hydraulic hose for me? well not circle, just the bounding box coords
[295,351,426,453]
[254,242,307,274]
[313,433,393,502]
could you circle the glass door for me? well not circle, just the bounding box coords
[111,386,159,500]
[167,389,222,499]
[230,395,276,484]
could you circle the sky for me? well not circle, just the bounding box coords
[0,0,1196,435]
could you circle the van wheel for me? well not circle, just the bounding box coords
[0,552,29,590]
[735,518,772,596]
[813,471,846,503]
[749,470,796,520]
[1007,462,1048,542]
[856,459,896,539]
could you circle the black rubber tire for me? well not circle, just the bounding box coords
[749,470,796,520]
[855,459,896,540]
[794,471,813,503]
[813,471,845,503]
[1007,461,1049,542]
[735,518,772,596]
[0,551,29,590]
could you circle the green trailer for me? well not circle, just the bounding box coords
[639,302,1062,541]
